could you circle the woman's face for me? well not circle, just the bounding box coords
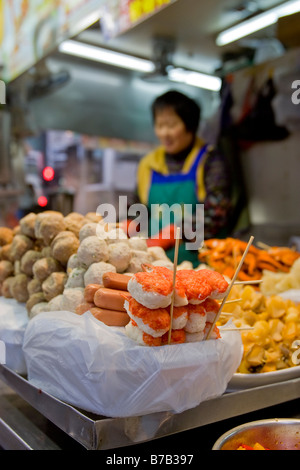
[154,107,194,154]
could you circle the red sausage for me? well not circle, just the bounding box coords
[94,287,128,312]
[102,272,131,291]
[90,307,130,327]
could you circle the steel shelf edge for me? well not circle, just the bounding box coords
[0,364,299,450]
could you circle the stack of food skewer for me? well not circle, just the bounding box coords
[123,230,256,346]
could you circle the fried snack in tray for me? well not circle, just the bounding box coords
[217,284,300,373]
[198,238,300,281]
[260,257,300,296]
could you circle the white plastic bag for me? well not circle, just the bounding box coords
[23,310,243,417]
[0,297,28,374]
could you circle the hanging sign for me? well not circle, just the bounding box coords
[0,0,104,82]
[100,0,177,39]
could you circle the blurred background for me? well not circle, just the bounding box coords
[0,0,300,245]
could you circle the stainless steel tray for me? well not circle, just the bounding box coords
[0,364,299,450]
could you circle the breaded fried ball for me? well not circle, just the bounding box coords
[64,212,87,237]
[29,302,49,319]
[108,242,132,272]
[85,212,102,223]
[47,294,63,312]
[106,228,128,244]
[2,276,14,298]
[0,260,14,282]
[19,212,37,239]
[65,267,86,288]
[10,234,34,261]
[127,237,148,252]
[79,222,98,241]
[32,257,64,282]
[35,212,66,245]
[42,271,68,301]
[127,250,152,274]
[84,261,116,286]
[61,287,85,313]
[0,227,14,246]
[20,250,43,276]
[77,236,109,267]
[10,273,30,303]
[26,292,46,314]
[27,278,42,296]
[51,231,80,266]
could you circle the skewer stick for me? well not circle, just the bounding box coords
[206,235,255,339]
[256,241,271,250]
[234,279,263,285]
[168,227,181,345]
[218,298,243,304]
[221,326,254,331]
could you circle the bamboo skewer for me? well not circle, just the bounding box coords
[234,279,263,285]
[218,298,243,305]
[221,326,254,331]
[168,227,180,345]
[256,241,271,250]
[206,235,255,340]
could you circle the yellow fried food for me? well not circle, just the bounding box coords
[260,258,300,296]
[218,285,300,373]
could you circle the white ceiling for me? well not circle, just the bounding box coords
[76,0,286,74]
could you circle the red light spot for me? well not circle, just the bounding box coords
[37,196,48,207]
[42,166,55,181]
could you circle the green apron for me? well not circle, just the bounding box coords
[148,145,208,267]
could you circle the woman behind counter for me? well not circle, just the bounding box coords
[136,90,232,267]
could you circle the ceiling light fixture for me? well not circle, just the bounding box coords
[168,68,222,92]
[216,0,300,46]
[58,40,221,91]
[58,40,156,73]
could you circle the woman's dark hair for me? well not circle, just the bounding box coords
[151,90,201,134]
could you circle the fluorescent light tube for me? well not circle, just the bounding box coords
[216,0,300,46]
[59,40,221,91]
[169,68,222,92]
[59,40,155,73]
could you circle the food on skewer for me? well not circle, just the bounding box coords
[203,323,221,340]
[176,270,212,304]
[124,264,225,346]
[184,304,207,334]
[125,320,163,346]
[127,267,173,309]
[168,305,188,330]
[162,329,186,345]
[124,296,171,337]
[195,269,229,300]
[128,264,188,308]
[201,298,220,323]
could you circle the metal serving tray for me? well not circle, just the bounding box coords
[0,364,299,450]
